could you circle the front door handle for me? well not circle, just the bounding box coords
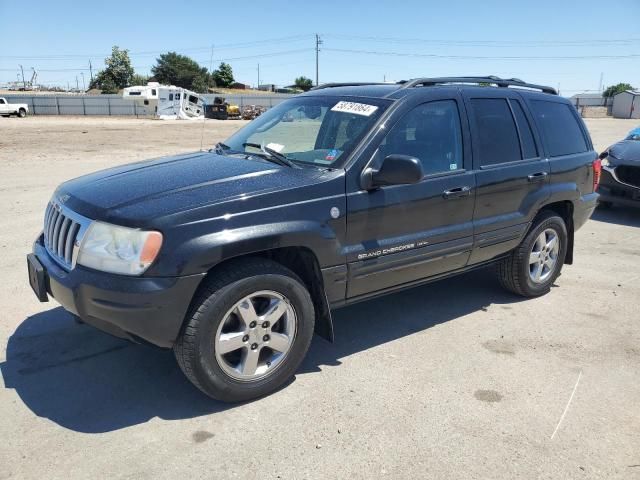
[527,172,548,182]
[443,186,472,199]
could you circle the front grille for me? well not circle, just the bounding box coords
[615,165,640,189]
[43,201,90,269]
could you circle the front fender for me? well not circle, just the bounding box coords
[178,221,345,276]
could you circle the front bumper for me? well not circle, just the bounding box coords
[598,168,640,208]
[30,235,205,347]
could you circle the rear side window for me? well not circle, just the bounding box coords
[510,100,538,159]
[470,98,521,166]
[530,100,588,157]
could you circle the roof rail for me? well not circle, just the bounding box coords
[310,82,393,91]
[399,76,557,95]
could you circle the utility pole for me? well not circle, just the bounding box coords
[19,64,26,90]
[315,34,323,86]
[81,72,85,91]
[257,63,260,89]
[89,60,94,84]
[598,72,604,93]
[76,76,79,91]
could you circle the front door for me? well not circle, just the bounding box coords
[346,96,476,299]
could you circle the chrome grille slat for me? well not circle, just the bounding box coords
[42,199,92,271]
[47,209,59,248]
[57,218,71,257]
[52,213,63,254]
[64,223,80,263]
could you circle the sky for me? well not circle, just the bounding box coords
[1,0,639,96]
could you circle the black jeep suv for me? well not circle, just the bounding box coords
[27,76,599,402]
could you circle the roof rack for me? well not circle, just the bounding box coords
[399,76,557,95]
[309,82,393,91]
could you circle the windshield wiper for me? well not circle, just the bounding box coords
[242,142,298,168]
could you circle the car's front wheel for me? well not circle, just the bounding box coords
[497,211,567,297]
[174,258,315,402]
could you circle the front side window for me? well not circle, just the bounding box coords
[377,100,463,175]
[0,99,5,104]
[224,96,389,167]
[470,98,522,166]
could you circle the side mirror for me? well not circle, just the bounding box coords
[362,155,424,189]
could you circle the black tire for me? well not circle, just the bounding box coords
[496,211,568,297]
[17,108,27,118]
[174,258,315,402]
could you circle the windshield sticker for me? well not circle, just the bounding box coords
[450,163,458,170]
[266,142,284,152]
[325,149,340,161]
[331,101,379,117]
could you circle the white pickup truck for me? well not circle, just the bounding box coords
[0,97,29,117]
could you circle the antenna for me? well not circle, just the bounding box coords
[200,44,215,152]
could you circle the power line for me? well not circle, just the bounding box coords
[2,35,314,60]
[325,33,640,47]
[324,47,640,60]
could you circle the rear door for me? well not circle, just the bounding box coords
[345,91,476,299]
[463,90,549,265]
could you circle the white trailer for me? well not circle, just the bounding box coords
[122,83,204,120]
[157,86,204,120]
[122,82,161,113]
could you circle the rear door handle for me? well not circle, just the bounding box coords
[527,172,548,182]
[443,186,472,199]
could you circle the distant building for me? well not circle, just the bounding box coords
[230,82,249,90]
[612,90,640,119]
[569,93,609,108]
[258,84,276,92]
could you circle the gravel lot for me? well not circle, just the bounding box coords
[1,116,639,479]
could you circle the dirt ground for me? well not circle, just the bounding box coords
[0,116,639,479]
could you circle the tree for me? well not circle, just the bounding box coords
[89,46,134,93]
[603,83,635,98]
[131,73,150,86]
[294,76,313,92]
[151,52,210,93]
[212,62,235,88]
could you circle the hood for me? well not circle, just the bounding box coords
[608,140,640,165]
[57,151,327,223]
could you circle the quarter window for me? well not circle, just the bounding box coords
[378,100,463,175]
[510,100,538,159]
[470,98,521,166]
[530,100,588,157]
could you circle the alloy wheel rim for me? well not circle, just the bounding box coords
[528,228,560,284]
[214,290,297,382]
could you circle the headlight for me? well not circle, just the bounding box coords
[601,157,611,167]
[77,221,163,275]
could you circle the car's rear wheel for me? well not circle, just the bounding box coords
[17,108,27,118]
[497,211,567,297]
[174,258,315,402]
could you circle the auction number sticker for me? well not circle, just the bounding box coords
[331,101,379,117]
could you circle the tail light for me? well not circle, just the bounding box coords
[592,157,602,192]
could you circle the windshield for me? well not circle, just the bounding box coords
[223,96,389,167]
